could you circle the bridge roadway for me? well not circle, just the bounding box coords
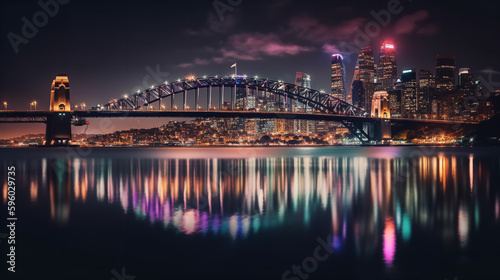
[0,110,478,126]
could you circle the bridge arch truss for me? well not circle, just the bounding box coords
[102,76,364,116]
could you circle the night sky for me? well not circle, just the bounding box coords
[1,0,499,138]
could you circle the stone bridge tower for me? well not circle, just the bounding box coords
[45,75,72,145]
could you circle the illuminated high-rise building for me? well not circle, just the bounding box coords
[331,54,347,101]
[295,72,311,89]
[401,69,417,118]
[388,86,402,118]
[294,72,311,112]
[379,43,397,91]
[435,55,456,119]
[458,68,475,91]
[457,68,480,121]
[294,72,313,135]
[436,54,456,94]
[417,70,435,118]
[356,46,376,111]
[351,80,364,108]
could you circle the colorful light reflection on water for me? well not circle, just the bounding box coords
[1,147,500,279]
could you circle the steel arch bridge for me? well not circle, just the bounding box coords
[101,76,364,116]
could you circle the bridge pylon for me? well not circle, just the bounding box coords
[45,75,72,146]
[342,118,392,144]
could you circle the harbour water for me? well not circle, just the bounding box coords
[1,146,500,279]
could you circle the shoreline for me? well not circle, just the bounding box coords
[0,143,492,149]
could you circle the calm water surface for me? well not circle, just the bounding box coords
[1,147,500,280]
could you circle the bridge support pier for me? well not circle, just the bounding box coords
[341,119,391,144]
[374,119,391,142]
[45,112,72,146]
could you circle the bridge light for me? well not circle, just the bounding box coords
[137,90,141,93]
[177,78,181,82]
[202,75,207,78]
[254,75,259,79]
[151,85,155,89]
[164,81,168,84]
[124,94,128,98]
[215,75,218,78]
[2,101,7,109]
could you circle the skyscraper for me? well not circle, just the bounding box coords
[295,72,313,135]
[436,55,456,119]
[331,54,347,101]
[388,85,403,118]
[401,69,417,118]
[295,72,311,111]
[458,68,474,89]
[379,43,397,91]
[436,54,456,94]
[417,70,435,118]
[295,72,311,89]
[351,80,364,107]
[356,46,376,111]
[457,68,479,121]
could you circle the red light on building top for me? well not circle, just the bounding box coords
[384,44,394,49]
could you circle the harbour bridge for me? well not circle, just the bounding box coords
[0,75,474,146]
